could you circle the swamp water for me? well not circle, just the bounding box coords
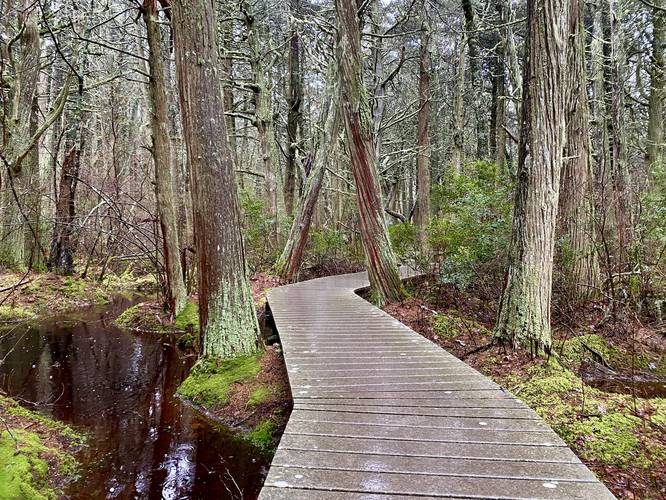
[0,297,269,499]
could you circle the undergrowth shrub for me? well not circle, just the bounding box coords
[634,163,666,319]
[427,161,512,290]
[240,188,290,271]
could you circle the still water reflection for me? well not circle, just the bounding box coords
[0,297,268,499]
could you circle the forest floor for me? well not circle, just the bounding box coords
[0,394,85,498]
[0,269,156,323]
[381,276,666,500]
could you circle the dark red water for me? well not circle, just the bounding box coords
[0,297,268,499]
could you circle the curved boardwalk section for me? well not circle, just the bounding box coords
[259,270,614,499]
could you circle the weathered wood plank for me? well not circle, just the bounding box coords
[263,466,614,499]
[270,449,599,482]
[259,269,614,499]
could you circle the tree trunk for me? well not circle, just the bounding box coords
[490,0,507,172]
[143,0,187,316]
[241,0,278,239]
[275,78,339,281]
[558,0,600,300]
[335,0,405,306]
[172,0,261,359]
[47,144,79,274]
[461,0,484,159]
[47,42,87,275]
[220,20,240,187]
[647,0,665,169]
[451,30,467,175]
[284,0,302,217]
[0,9,40,269]
[494,0,569,352]
[603,0,632,264]
[415,9,431,255]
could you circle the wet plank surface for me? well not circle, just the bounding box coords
[259,269,615,499]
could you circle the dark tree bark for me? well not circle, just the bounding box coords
[172,0,261,358]
[284,0,302,217]
[335,0,405,306]
[143,0,187,316]
[47,144,80,275]
[489,0,507,171]
[494,0,569,351]
[415,8,431,254]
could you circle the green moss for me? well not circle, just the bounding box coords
[0,398,83,499]
[248,386,271,407]
[502,361,666,470]
[177,354,261,409]
[0,430,52,500]
[92,287,111,305]
[3,399,84,446]
[175,301,199,332]
[431,312,491,340]
[555,334,618,365]
[62,278,87,299]
[24,278,43,294]
[0,305,36,322]
[569,413,642,465]
[648,398,666,427]
[248,419,276,450]
[114,303,164,331]
[114,304,142,328]
[102,270,157,292]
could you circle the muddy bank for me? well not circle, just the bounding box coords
[0,271,155,323]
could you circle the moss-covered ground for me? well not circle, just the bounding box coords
[0,270,156,323]
[176,346,291,452]
[0,395,85,499]
[113,299,199,349]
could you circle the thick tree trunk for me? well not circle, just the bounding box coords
[0,10,40,269]
[559,0,600,300]
[275,83,340,281]
[647,0,665,169]
[494,0,569,352]
[415,12,431,254]
[284,0,302,217]
[172,0,261,358]
[143,0,187,316]
[335,0,405,306]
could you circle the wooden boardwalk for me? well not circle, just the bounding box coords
[259,270,615,499]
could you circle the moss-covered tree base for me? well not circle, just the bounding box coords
[176,347,291,453]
